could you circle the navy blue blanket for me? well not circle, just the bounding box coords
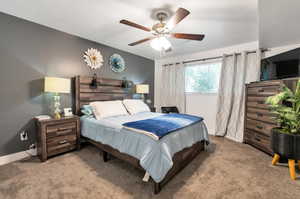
[123,113,203,140]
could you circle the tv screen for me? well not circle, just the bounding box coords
[261,48,300,80]
[275,60,299,79]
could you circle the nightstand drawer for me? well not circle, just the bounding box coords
[47,134,77,147]
[46,122,76,138]
[47,143,77,157]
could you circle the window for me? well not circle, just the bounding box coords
[185,61,222,93]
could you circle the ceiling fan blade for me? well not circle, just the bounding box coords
[120,19,151,32]
[128,37,155,46]
[171,33,205,41]
[166,8,190,30]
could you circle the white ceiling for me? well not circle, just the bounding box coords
[259,0,300,49]
[0,0,258,60]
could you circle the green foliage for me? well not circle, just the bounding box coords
[266,80,300,134]
[185,62,221,93]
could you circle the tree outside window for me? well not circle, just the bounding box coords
[185,62,222,93]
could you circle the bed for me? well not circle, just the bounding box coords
[74,76,209,194]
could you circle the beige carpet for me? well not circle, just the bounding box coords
[1,137,300,199]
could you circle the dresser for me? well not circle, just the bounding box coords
[244,78,299,155]
[36,116,80,161]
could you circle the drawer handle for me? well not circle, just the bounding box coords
[257,113,263,117]
[258,89,264,92]
[257,101,264,104]
[256,125,263,129]
[59,127,73,131]
[59,140,67,144]
[254,137,261,141]
[56,129,72,135]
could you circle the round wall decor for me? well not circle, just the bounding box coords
[109,54,126,73]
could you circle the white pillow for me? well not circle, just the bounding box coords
[90,100,128,120]
[123,99,150,115]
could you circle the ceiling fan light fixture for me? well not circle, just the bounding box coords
[150,36,171,51]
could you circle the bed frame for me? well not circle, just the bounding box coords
[74,76,205,194]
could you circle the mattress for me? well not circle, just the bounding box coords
[81,112,209,183]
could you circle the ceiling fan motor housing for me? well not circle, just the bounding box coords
[156,11,169,22]
[152,11,171,34]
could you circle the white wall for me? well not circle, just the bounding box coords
[185,93,218,133]
[155,41,259,135]
[259,0,300,49]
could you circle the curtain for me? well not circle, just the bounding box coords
[159,62,186,113]
[215,50,261,142]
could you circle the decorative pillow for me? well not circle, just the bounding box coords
[81,105,93,116]
[90,100,129,120]
[122,99,150,115]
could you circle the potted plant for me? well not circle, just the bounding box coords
[266,79,300,180]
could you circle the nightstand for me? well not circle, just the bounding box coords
[36,116,80,162]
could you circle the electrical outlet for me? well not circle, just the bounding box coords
[26,143,37,156]
[29,144,36,150]
[20,131,28,141]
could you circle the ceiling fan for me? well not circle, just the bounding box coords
[120,8,205,51]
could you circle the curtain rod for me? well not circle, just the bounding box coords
[162,48,269,67]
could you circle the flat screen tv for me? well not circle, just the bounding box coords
[260,48,300,80]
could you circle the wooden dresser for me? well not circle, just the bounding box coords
[244,78,299,155]
[36,116,80,162]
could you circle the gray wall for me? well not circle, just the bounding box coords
[0,12,154,156]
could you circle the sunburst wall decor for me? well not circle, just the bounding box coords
[83,48,103,70]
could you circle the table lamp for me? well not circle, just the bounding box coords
[136,84,149,102]
[44,77,71,119]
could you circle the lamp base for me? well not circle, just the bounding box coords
[141,94,145,102]
[53,93,62,119]
[54,112,61,119]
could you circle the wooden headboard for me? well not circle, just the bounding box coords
[74,76,133,115]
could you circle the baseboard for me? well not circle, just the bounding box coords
[225,135,243,143]
[0,148,37,166]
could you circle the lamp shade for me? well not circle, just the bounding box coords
[44,77,70,93]
[136,84,149,94]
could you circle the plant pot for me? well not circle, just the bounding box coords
[271,128,300,160]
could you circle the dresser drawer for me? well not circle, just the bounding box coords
[246,96,272,109]
[47,134,77,147]
[247,101,270,109]
[246,107,276,124]
[245,130,272,154]
[247,86,280,96]
[46,122,76,138]
[247,80,282,88]
[247,96,268,103]
[246,118,277,136]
